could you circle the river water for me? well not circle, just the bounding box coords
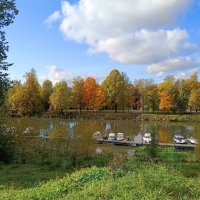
[0,117,199,144]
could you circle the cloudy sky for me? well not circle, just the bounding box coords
[6,0,200,84]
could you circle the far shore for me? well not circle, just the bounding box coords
[1,110,200,122]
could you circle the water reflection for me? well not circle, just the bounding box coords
[0,118,199,143]
[133,133,143,143]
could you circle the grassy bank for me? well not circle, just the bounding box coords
[2,108,200,121]
[140,113,200,122]
[1,163,200,199]
[38,111,200,122]
[1,147,200,199]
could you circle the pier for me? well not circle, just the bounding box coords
[95,139,195,150]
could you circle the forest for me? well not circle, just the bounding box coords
[1,69,200,117]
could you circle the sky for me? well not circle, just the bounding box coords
[5,0,200,85]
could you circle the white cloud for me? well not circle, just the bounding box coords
[39,65,105,86]
[92,29,195,64]
[60,0,190,43]
[54,0,193,64]
[44,11,61,28]
[146,56,200,76]
[45,0,200,78]
[174,68,200,80]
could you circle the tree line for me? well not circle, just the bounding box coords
[1,68,200,116]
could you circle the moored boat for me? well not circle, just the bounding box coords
[173,134,187,144]
[93,131,103,140]
[143,133,152,143]
[116,132,125,141]
[187,137,198,145]
[108,133,116,141]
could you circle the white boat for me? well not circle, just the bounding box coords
[93,131,103,140]
[116,133,125,141]
[143,133,152,143]
[173,134,186,144]
[108,133,116,141]
[187,137,198,145]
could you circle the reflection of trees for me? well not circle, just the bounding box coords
[48,125,68,138]
[159,128,171,143]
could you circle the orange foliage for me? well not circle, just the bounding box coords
[83,77,98,110]
[159,91,172,111]
[94,85,105,110]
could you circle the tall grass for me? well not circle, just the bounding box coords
[1,164,200,200]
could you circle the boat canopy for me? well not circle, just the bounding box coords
[93,131,102,139]
[109,133,116,138]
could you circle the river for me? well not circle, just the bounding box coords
[0,117,199,144]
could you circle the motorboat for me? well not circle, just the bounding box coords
[187,137,198,145]
[143,133,152,143]
[93,131,103,140]
[116,133,125,141]
[173,134,186,144]
[108,133,116,141]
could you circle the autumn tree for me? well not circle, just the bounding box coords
[102,69,129,112]
[159,91,172,111]
[6,81,21,112]
[185,72,199,92]
[188,88,200,112]
[94,85,105,110]
[41,80,53,110]
[8,69,43,116]
[0,0,18,105]
[71,77,84,113]
[83,77,98,110]
[128,84,141,111]
[49,81,71,114]
[158,76,176,112]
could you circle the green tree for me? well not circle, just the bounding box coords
[49,81,71,114]
[41,80,53,110]
[145,127,158,162]
[71,77,84,113]
[134,79,155,112]
[0,0,18,105]
[118,72,130,112]
[174,79,188,112]
[102,69,129,112]
[145,83,158,113]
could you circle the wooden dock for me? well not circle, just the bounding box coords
[95,139,195,150]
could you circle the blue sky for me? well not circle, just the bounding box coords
[6,0,200,85]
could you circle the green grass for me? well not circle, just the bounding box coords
[0,163,67,189]
[1,164,200,200]
[1,148,200,199]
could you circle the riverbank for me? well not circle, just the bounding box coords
[1,108,200,122]
[43,111,200,122]
[140,113,200,122]
[1,147,200,199]
[40,109,200,122]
